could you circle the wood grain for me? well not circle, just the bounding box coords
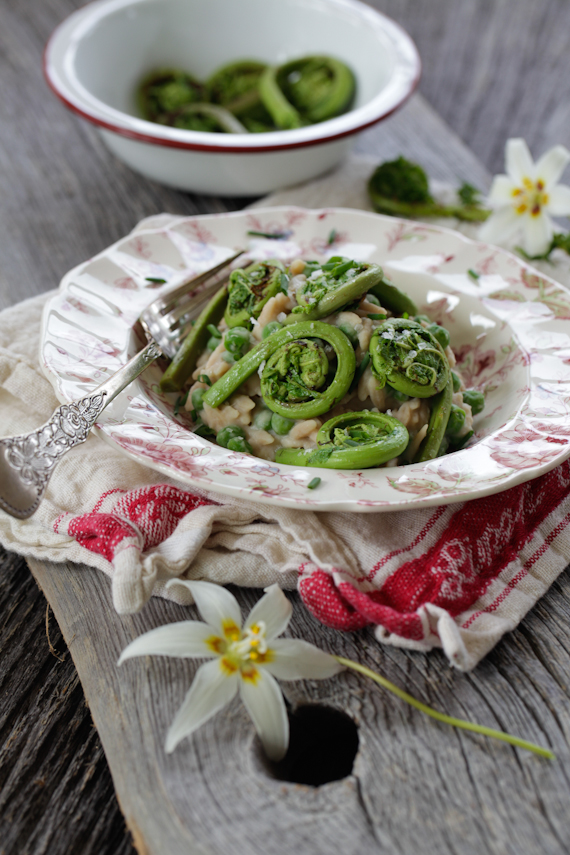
[2,0,570,852]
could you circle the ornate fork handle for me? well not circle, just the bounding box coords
[0,341,161,519]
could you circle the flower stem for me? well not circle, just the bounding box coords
[335,657,555,759]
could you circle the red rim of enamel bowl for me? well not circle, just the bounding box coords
[43,0,421,155]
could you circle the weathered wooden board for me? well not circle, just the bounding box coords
[2,0,570,852]
[24,554,570,855]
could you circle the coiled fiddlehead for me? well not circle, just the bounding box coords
[203,321,356,419]
[138,69,207,123]
[369,318,450,398]
[286,258,385,322]
[207,60,276,133]
[225,260,286,328]
[276,411,409,469]
[259,56,356,129]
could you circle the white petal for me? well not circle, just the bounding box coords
[239,668,289,761]
[505,138,535,183]
[244,584,292,641]
[534,145,570,189]
[166,579,242,634]
[522,213,553,257]
[487,175,517,205]
[118,621,216,664]
[546,184,570,216]
[479,206,521,245]
[165,659,239,753]
[265,639,343,681]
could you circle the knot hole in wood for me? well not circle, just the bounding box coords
[261,704,359,787]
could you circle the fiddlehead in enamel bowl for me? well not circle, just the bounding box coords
[259,56,356,129]
[207,60,276,133]
[369,318,450,398]
[203,321,356,419]
[225,260,286,329]
[138,69,207,123]
[276,411,409,469]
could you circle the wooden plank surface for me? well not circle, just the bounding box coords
[2,0,570,853]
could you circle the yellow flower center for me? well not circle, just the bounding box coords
[206,620,273,677]
[512,177,549,217]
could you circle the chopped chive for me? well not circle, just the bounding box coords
[206,324,222,338]
[307,477,321,490]
[368,313,387,320]
[252,484,269,490]
[327,228,338,245]
[199,374,212,386]
[145,276,167,284]
[350,351,370,392]
[173,390,189,416]
[402,311,409,319]
[247,230,290,239]
[193,421,216,438]
[468,268,480,280]
[280,272,290,292]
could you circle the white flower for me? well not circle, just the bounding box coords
[479,138,570,256]
[118,581,342,760]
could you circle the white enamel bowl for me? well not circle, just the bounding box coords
[44,0,420,195]
[40,207,570,512]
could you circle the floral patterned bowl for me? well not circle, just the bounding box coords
[40,207,570,512]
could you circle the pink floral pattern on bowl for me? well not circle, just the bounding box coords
[40,207,570,512]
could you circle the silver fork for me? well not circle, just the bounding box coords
[0,249,244,519]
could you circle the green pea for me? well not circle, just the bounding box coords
[191,388,206,412]
[414,314,431,324]
[446,404,466,436]
[207,335,221,352]
[451,371,461,393]
[271,413,295,435]
[225,326,251,355]
[222,352,236,364]
[366,293,381,306]
[253,408,273,430]
[428,323,451,349]
[262,321,283,339]
[463,389,485,415]
[337,322,359,347]
[227,436,253,454]
[216,425,246,448]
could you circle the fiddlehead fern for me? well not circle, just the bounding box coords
[203,321,356,419]
[225,260,286,328]
[259,56,356,129]
[276,411,409,469]
[413,378,453,462]
[207,60,276,132]
[162,103,247,133]
[138,69,207,123]
[369,318,450,398]
[286,258,385,322]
